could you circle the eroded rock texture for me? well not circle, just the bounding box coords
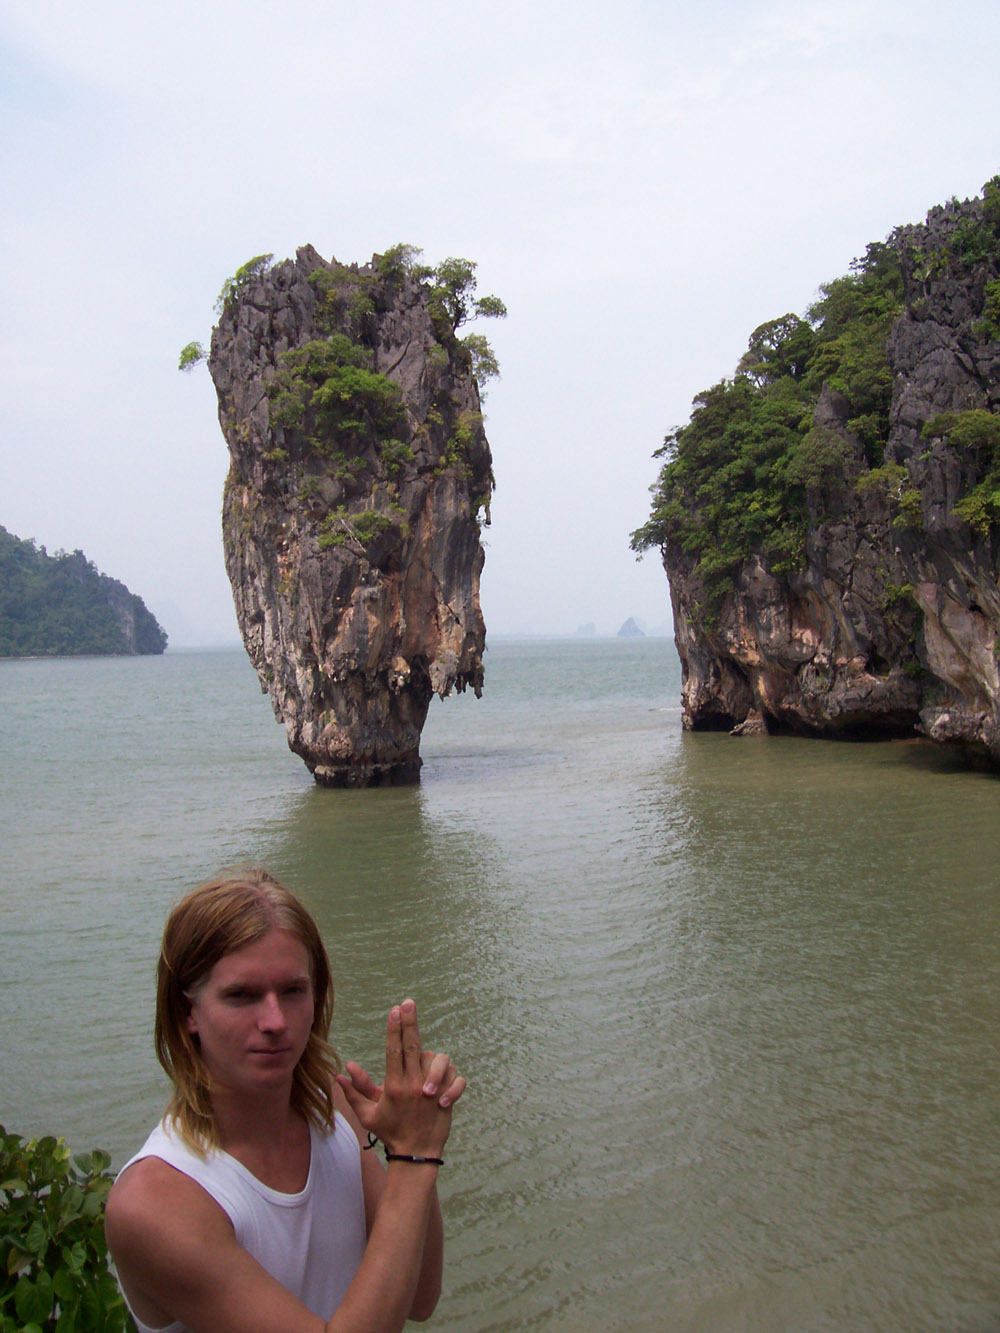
[660,187,1000,765]
[209,247,493,785]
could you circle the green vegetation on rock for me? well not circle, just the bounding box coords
[316,505,404,551]
[212,244,504,555]
[0,526,167,657]
[632,179,1000,614]
[177,340,205,372]
[215,253,274,315]
[924,409,1000,534]
[376,246,507,393]
[268,335,406,454]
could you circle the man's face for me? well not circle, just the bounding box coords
[185,928,315,1096]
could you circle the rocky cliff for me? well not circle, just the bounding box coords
[635,179,1000,765]
[208,247,496,785]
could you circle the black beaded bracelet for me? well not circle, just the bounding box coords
[364,1132,443,1166]
[385,1151,444,1166]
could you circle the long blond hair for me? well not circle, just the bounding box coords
[155,869,339,1152]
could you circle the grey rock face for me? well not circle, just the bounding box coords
[209,247,493,785]
[663,187,1000,765]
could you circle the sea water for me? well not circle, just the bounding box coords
[1,639,999,1331]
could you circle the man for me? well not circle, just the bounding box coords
[105,869,465,1333]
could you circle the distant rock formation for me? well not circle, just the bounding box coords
[208,247,495,785]
[617,617,645,638]
[0,526,167,656]
[638,180,1000,766]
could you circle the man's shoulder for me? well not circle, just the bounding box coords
[109,1119,237,1245]
[106,1147,246,1332]
[109,1153,228,1229]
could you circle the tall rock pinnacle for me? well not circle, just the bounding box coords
[208,246,497,785]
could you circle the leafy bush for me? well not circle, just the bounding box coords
[855,461,909,497]
[459,333,501,392]
[921,409,1000,457]
[0,1125,130,1332]
[268,336,406,456]
[894,488,923,528]
[953,486,1000,536]
[375,243,429,286]
[923,410,1000,535]
[379,439,415,477]
[215,253,273,314]
[428,257,500,332]
[374,245,506,383]
[974,278,1000,340]
[316,507,400,551]
[177,341,205,372]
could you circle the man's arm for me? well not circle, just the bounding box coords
[336,998,465,1321]
[106,1157,327,1333]
[106,1153,442,1333]
[335,1086,444,1320]
[106,999,463,1333]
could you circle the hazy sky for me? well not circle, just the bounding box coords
[2,0,998,643]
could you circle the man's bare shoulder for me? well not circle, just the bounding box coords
[107,1154,233,1244]
[106,1155,261,1331]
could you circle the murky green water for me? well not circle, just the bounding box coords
[2,640,998,1330]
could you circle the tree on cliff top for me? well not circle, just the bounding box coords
[630,223,910,592]
[376,245,507,391]
[180,246,506,395]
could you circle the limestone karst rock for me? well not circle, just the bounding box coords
[617,617,645,638]
[208,246,495,785]
[638,180,1000,766]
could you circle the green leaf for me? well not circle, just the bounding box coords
[14,1271,54,1324]
[6,1245,33,1276]
[56,1305,80,1333]
[81,1188,103,1219]
[24,1219,48,1256]
[53,1266,78,1301]
[61,1240,87,1273]
[59,1184,85,1220]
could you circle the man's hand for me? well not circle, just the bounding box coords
[336,999,466,1158]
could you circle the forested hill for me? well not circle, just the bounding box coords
[0,526,167,656]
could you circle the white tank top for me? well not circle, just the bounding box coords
[117,1114,367,1333]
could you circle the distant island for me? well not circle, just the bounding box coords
[618,617,646,638]
[0,525,167,657]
